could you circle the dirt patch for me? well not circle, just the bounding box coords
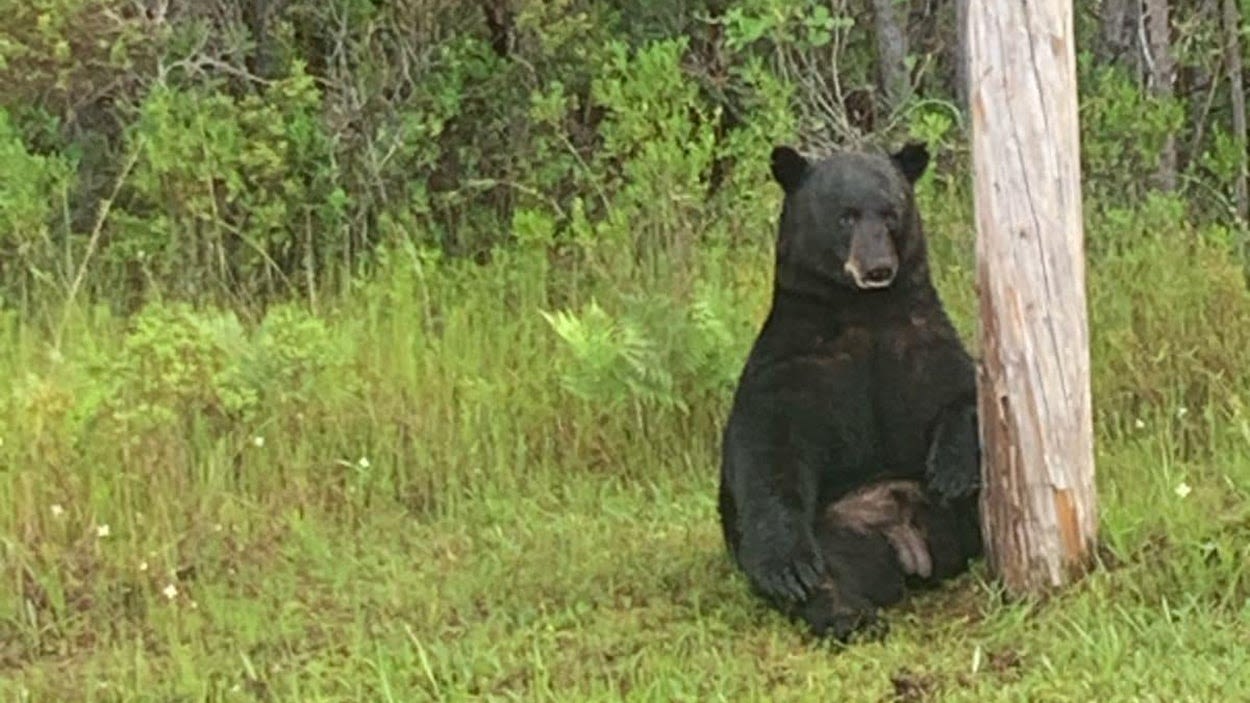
[989,647,1023,681]
[887,668,938,702]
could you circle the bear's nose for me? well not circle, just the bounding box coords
[863,265,896,284]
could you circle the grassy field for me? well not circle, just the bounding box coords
[5,178,1250,701]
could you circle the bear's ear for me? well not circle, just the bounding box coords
[770,145,809,193]
[890,141,930,184]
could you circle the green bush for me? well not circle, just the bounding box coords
[111,66,342,301]
[0,109,74,301]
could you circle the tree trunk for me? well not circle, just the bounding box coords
[954,0,970,111]
[1223,0,1249,221]
[871,0,911,111]
[1143,0,1177,191]
[1185,0,1219,173]
[967,0,1099,595]
[241,0,281,80]
[1099,0,1141,77]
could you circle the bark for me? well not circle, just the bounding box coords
[954,0,970,111]
[1223,0,1249,220]
[1099,0,1142,77]
[967,0,1099,595]
[242,0,280,80]
[870,0,911,110]
[1143,0,1177,191]
[1185,0,1219,172]
[482,0,516,58]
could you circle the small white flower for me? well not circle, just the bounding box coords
[252,436,265,448]
[1177,406,1189,419]
[50,504,65,518]
[1175,482,1192,499]
[96,524,110,538]
[357,456,371,469]
[1134,418,1146,430]
[162,583,178,600]
[138,561,148,572]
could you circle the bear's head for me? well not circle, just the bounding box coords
[769,142,930,295]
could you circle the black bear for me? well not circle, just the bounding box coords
[718,142,983,641]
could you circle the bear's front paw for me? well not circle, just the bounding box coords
[925,403,981,502]
[741,535,825,603]
[926,461,978,502]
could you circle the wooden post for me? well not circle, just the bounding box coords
[967,0,1099,594]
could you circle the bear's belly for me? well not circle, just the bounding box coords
[761,357,930,487]
[772,355,943,497]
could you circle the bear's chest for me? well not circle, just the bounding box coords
[809,314,951,390]
[803,316,969,470]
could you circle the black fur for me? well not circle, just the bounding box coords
[718,142,983,641]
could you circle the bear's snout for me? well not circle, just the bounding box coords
[844,229,898,290]
[861,264,896,286]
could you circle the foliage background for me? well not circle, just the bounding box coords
[5,0,1250,700]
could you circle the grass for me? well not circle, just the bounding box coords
[5,184,1250,701]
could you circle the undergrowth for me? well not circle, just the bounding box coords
[5,1,1250,699]
[5,169,1250,700]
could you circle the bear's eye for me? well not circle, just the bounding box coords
[839,210,858,226]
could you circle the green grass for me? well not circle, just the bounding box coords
[6,440,1250,701]
[5,191,1250,701]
